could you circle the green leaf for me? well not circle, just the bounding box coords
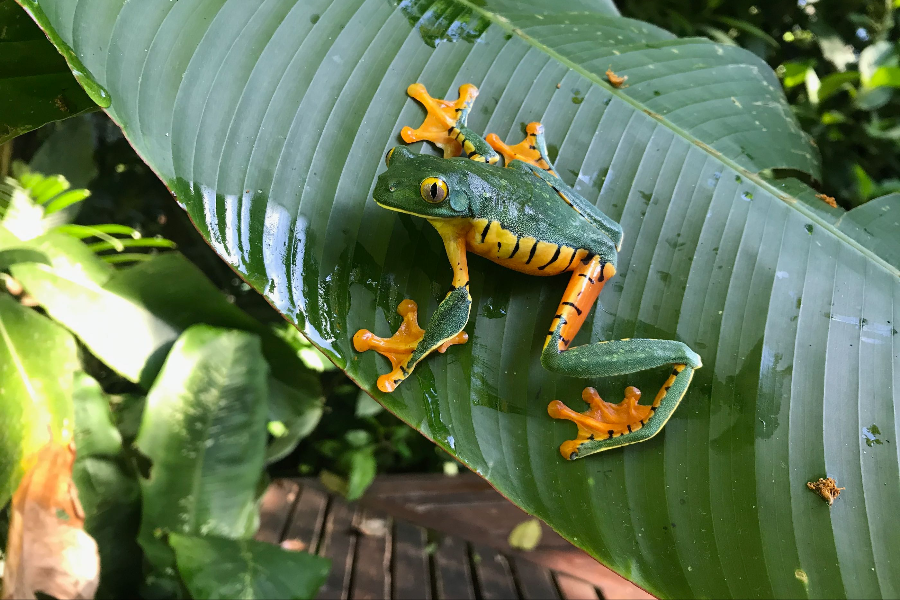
[265,376,325,465]
[135,325,269,573]
[817,71,859,101]
[29,116,99,189]
[8,235,320,394]
[0,294,77,506]
[73,456,143,600]
[169,533,330,600]
[868,66,900,89]
[0,0,96,144]
[836,194,900,268]
[27,1,900,598]
[72,372,122,459]
[345,448,377,501]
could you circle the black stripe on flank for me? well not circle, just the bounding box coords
[672,368,680,375]
[497,242,501,252]
[598,262,608,282]
[627,425,633,433]
[607,430,614,439]
[509,238,520,258]
[480,221,491,243]
[538,246,561,270]
[526,242,539,264]
[561,302,582,316]
[563,249,577,271]
[400,366,408,375]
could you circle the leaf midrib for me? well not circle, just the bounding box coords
[455,0,900,278]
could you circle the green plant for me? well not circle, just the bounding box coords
[617,0,900,207]
[3,0,900,598]
[0,162,328,598]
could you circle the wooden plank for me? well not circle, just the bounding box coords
[556,573,600,600]
[511,557,560,600]
[255,479,299,544]
[392,520,431,600]
[282,484,328,552]
[316,497,357,600]
[472,544,519,600]
[433,535,476,600]
[350,509,391,600]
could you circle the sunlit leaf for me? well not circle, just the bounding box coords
[135,325,268,573]
[0,294,76,506]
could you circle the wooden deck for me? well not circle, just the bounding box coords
[256,475,652,600]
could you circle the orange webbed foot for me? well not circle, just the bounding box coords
[486,122,555,173]
[400,83,479,158]
[548,386,652,459]
[354,300,469,393]
[354,300,425,393]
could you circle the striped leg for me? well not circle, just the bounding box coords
[541,259,701,459]
[400,83,500,164]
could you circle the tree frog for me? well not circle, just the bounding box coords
[354,83,702,460]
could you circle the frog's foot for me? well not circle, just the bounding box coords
[548,386,653,460]
[354,299,467,393]
[486,122,555,174]
[401,83,479,158]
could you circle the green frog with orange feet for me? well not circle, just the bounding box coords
[354,83,702,460]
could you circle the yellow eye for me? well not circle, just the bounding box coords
[385,148,395,167]
[420,177,448,204]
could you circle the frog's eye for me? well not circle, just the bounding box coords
[385,148,395,167]
[420,177,448,204]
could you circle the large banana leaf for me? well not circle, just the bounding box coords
[18,0,900,597]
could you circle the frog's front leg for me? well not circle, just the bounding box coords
[401,83,500,164]
[542,256,702,460]
[354,226,471,392]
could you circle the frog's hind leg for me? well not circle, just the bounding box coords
[401,83,500,164]
[486,122,556,173]
[541,257,701,460]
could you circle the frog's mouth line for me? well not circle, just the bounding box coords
[373,200,434,218]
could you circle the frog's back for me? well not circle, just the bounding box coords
[461,163,617,276]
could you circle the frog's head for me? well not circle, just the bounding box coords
[373,146,481,219]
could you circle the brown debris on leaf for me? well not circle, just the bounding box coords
[815,193,838,208]
[605,69,628,88]
[807,477,845,506]
[1,438,100,600]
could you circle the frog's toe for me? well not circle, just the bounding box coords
[548,386,653,459]
[354,299,427,392]
[401,83,479,158]
[487,122,554,172]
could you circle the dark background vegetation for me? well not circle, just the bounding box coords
[9,0,899,485]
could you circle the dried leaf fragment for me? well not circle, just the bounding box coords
[807,477,844,505]
[606,69,628,88]
[815,193,838,208]
[1,439,99,600]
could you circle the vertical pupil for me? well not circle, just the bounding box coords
[430,182,438,199]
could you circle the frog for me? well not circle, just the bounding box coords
[354,83,702,460]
